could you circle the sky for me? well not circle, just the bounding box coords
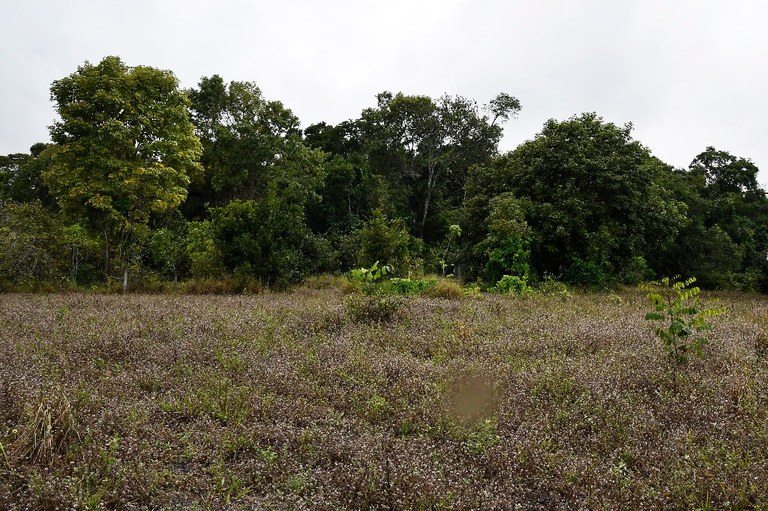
[2,0,767,185]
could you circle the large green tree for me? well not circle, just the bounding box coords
[44,56,202,271]
[186,76,322,215]
[0,144,54,205]
[663,147,768,289]
[357,91,519,240]
[464,113,687,285]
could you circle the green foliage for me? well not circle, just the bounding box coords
[357,209,418,276]
[350,260,392,285]
[642,276,725,389]
[210,196,328,288]
[495,275,528,295]
[535,274,572,299]
[565,257,611,289]
[44,56,202,272]
[0,147,54,205]
[349,260,392,297]
[148,228,187,279]
[465,114,688,286]
[0,202,69,290]
[618,256,654,285]
[387,277,436,295]
[186,75,325,212]
[690,146,759,194]
[344,294,401,324]
[2,56,768,294]
[471,192,532,285]
[184,221,223,279]
[439,224,462,276]
[422,280,465,300]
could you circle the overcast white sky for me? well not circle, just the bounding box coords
[2,0,767,185]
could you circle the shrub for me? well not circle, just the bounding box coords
[536,273,571,299]
[349,260,392,295]
[388,278,437,295]
[357,209,417,276]
[210,196,322,288]
[495,275,527,295]
[566,257,610,288]
[344,294,401,324]
[423,280,464,300]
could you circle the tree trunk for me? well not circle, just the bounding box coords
[419,163,440,239]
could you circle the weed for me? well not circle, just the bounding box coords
[349,261,392,295]
[536,273,572,299]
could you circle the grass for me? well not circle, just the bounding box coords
[0,289,767,509]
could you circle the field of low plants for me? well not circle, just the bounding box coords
[1,286,767,509]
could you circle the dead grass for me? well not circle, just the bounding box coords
[0,290,767,509]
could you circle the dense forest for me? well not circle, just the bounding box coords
[1,56,767,292]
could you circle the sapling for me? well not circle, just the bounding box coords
[642,276,725,392]
[349,260,392,295]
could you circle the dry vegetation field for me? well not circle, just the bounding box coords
[1,288,767,510]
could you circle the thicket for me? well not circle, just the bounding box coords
[2,56,767,292]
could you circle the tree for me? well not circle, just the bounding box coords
[186,76,320,214]
[667,147,768,289]
[0,144,54,205]
[357,209,419,276]
[358,91,519,240]
[0,202,69,289]
[303,121,374,235]
[209,195,332,288]
[465,113,687,286]
[44,56,202,273]
[689,146,759,194]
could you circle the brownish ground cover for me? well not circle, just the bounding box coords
[1,289,767,509]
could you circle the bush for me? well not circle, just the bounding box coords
[536,274,572,299]
[566,257,611,288]
[357,209,418,276]
[0,201,70,290]
[344,294,401,324]
[210,196,322,288]
[423,280,464,300]
[496,275,527,295]
[388,278,437,295]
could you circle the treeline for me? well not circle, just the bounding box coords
[1,56,767,292]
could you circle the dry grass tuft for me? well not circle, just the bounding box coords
[422,280,464,300]
[9,392,77,466]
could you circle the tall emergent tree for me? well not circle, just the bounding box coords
[357,91,520,240]
[44,56,202,272]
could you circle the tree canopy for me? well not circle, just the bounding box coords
[1,55,766,291]
[43,56,202,269]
